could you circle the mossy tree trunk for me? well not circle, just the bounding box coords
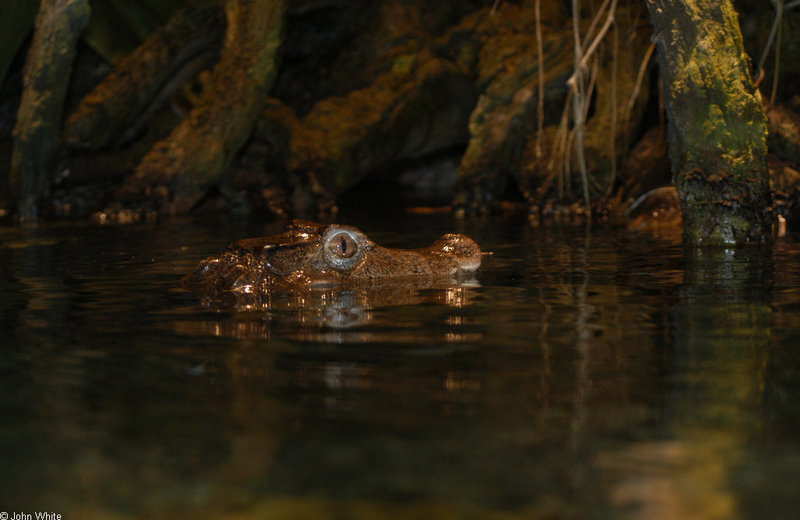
[117,0,285,215]
[646,0,772,246]
[10,0,90,222]
[64,2,225,150]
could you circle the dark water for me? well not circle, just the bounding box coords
[2,213,800,519]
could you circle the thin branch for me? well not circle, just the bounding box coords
[607,17,618,196]
[565,0,618,210]
[570,0,590,209]
[771,8,782,103]
[756,0,800,98]
[551,91,572,200]
[756,0,782,88]
[535,0,544,159]
[581,0,612,54]
[627,43,655,115]
[574,0,618,77]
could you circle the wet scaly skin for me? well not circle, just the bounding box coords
[182,220,481,309]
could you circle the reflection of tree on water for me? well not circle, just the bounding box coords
[599,247,774,519]
[9,220,800,518]
[673,247,772,434]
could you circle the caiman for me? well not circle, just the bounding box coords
[183,220,482,310]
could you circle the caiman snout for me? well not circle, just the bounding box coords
[425,234,482,274]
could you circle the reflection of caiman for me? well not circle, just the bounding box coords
[182,220,482,312]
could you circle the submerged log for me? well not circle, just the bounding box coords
[116,0,285,215]
[10,0,90,222]
[646,0,772,246]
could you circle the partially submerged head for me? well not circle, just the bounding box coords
[183,220,481,306]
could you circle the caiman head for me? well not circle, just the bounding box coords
[182,220,481,308]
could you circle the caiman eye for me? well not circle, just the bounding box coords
[328,232,357,259]
[322,226,367,271]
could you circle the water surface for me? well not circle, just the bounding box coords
[1,214,799,519]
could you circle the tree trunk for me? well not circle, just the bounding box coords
[117,0,285,215]
[10,0,90,222]
[646,0,772,246]
[64,3,225,150]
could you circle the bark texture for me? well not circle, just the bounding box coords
[64,2,225,149]
[287,49,474,213]
[646,0,772,245]
[117,0,285,215]
[10,0,90,221]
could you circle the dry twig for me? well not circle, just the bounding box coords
[563,0,618,210]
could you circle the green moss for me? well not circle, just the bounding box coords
[648,0,771,245]
[391,53,417,75]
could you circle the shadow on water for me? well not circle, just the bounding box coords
[1,216,800,519]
